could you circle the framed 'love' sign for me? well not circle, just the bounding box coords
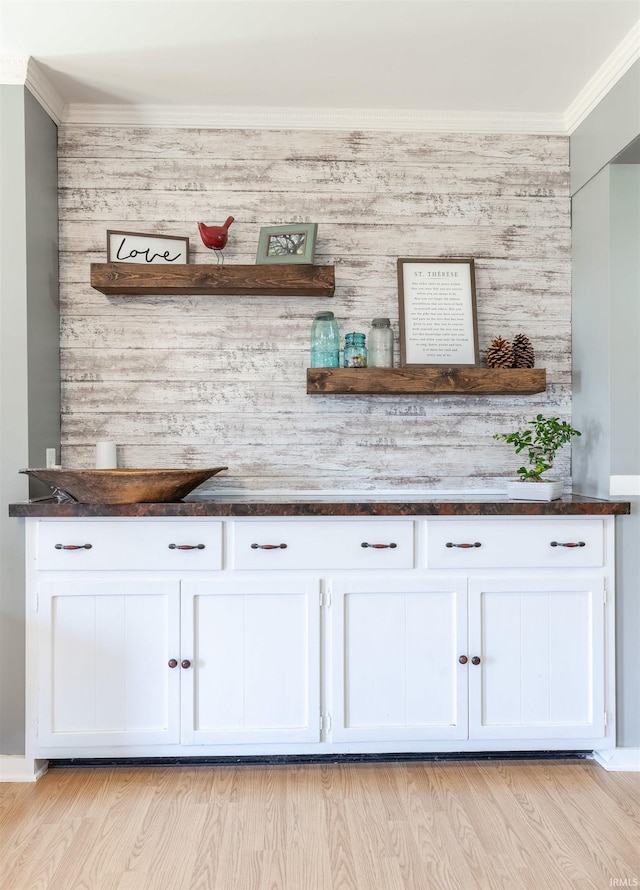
[107,230,189,264]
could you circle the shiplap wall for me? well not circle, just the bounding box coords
[57,127,571,493]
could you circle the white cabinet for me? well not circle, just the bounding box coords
[29,520,322,755]
[330,572,606,746]
[36,579,181,747]
[331,576,468,742]
[425,518,604,569]
[230,518,414,570]
[468,577,605,740]
[36,519,223,571]
[181,578,320,745]
[25,514,616,758]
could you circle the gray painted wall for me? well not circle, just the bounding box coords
[0,86,30,755]
[0,86,59,754]
[570,61,640,748]
[25,91,61,483]
[570,167,611,499]
[610,165,640,476]
[609,164,640,749]
[570,59,640,195]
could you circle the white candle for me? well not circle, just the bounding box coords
[96,441,117,469]
[45,448,57,468]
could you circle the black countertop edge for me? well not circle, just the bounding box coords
[7,496,631,517]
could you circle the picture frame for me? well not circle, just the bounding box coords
[256,223,318,265]
[397,257,480,367]
[107,230,189,264]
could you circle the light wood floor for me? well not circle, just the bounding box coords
[1,758,638,890]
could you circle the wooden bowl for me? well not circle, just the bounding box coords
[20,467,228,504]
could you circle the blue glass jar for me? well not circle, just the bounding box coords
[344,332,367,367]
[310,311,340,367]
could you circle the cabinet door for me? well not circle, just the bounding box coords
[181,578,321,745]
[332,576,468,742]
[468,577,605,740]
[37,580,181,747]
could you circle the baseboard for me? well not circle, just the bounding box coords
[593,747,640,771]
[0,755,49,782]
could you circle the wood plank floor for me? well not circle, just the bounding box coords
[1,759,638,890]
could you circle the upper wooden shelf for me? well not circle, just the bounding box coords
[307,367,546,395]
[90,262,335,297]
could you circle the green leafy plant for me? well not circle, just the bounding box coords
[493,414,581,482]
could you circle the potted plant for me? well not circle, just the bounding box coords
[493,413,581,500]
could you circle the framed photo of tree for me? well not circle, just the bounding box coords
[397,257,480,366]
[256,223,318,264]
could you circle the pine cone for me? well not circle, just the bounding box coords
[513,333,535,368]
[486,336,515,368]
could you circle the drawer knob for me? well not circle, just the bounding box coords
[550,541,586,548]
[458,655,468,665]
[471,656,481,666]
[168,543,205,550]
[250,543,288,550]
[360,542,397,549]
[446,542,482,549]
[168,659,178,668]
[181,660,191,669]
[54,543,92,550]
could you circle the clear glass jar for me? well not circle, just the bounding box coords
[343,332,367,367]
[367,318,394,367]
[310,311,340,367]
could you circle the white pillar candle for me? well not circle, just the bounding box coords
[96,441,117,469]
[45,448,57,468]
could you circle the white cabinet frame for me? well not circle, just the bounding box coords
[24,515,617,759]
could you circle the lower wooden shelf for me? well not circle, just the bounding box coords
[306,367,546,395]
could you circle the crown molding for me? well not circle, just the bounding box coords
[0,55,64,124]
[62,102,567,134]
[565,21,640,133]
[0,54,29,84]
[4,19,639,136]
[25,58,65,124]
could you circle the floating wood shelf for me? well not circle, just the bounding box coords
[90,262,335,297]
[307,367,546,395]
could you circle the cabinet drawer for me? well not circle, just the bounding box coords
[36,520,223,571]
[425,519,604,569]
[231,520,415,570]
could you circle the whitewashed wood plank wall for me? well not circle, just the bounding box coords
[57,127,571,493]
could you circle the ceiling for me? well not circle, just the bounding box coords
[1,0,639,131]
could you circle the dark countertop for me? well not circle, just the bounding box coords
[8,494,631,517]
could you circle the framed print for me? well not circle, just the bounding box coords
[397,258,479,366]
[107,230,189,264]
[256,223,318,264]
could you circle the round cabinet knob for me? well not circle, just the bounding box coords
[458,655,468,665]
[471,656,481,666]
[168,659,178,668]
[181,659,192,669]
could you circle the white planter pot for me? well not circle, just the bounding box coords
[506,480,564,501]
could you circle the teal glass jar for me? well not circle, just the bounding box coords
[310,311,340,367]
[344,332,367,367]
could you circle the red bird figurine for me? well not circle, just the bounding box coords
[198,216,234,263]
